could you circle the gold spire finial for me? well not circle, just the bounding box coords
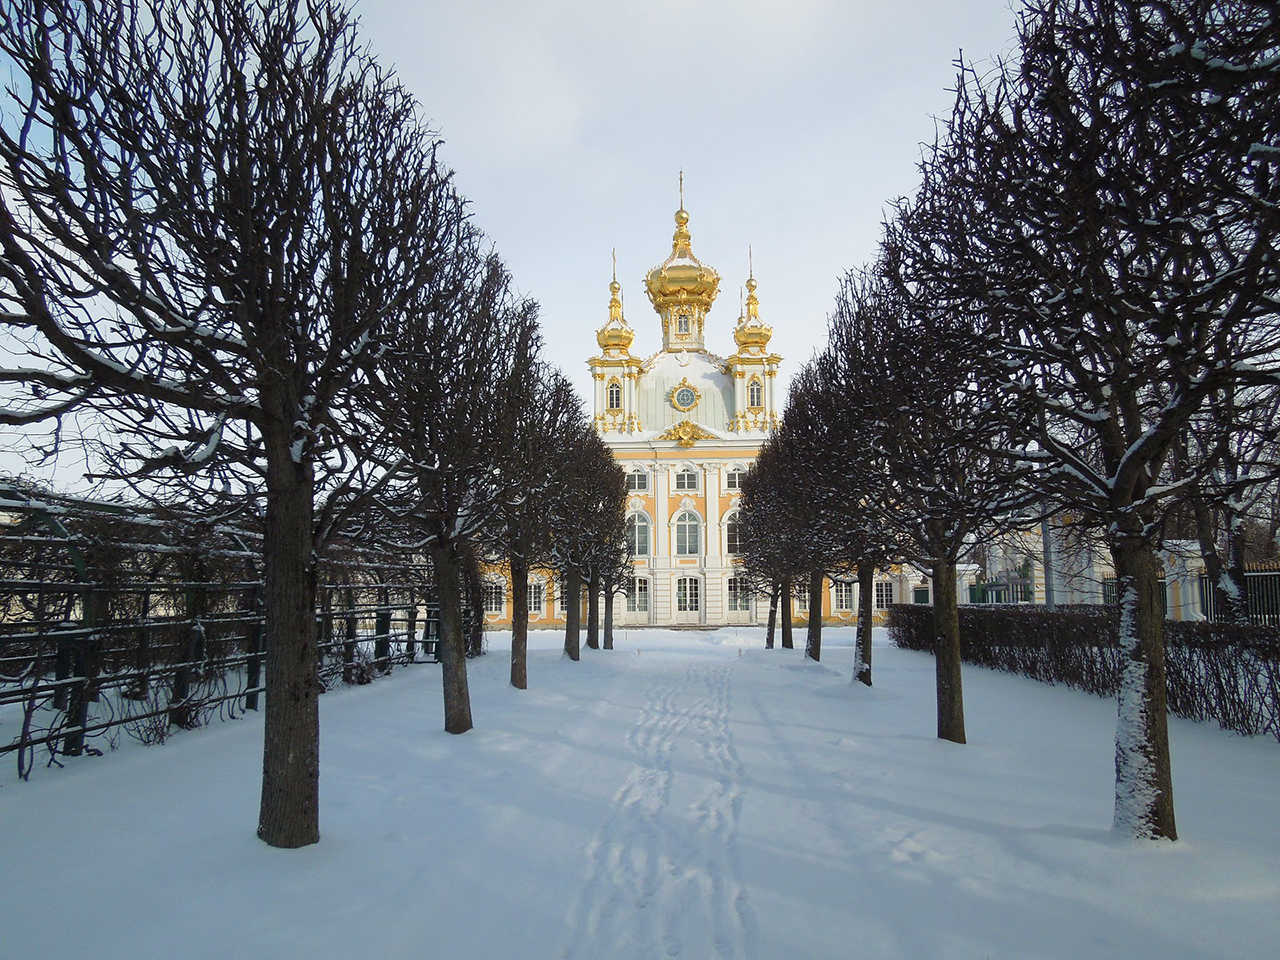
[745,256,760,320]
[739,285,744,318]
[597,250,633,353]
[679,170,684,210]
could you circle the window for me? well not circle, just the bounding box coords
[797,588,808,612]
[675,469,698,491]
[627,513,650,556]
[748,378,763,408]
[675,511,700,555]
[728,577,752,612]
[626,577,649,612]
[558,580,569,613]
[626,470,648,492]
[725,469,745,490]
[677,577,700,612]
[676,311,691,335]
[725,515,741,556]
[528,582,544,614]
[834,581,855,611]
[607,381,622,410]
[482,582,504,614]
[874,581,894,609]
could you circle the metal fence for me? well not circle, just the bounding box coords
[0,482,437,780]
[1198,572,1280,626]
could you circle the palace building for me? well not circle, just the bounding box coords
[476,191,929,632]
[589,198,780,626]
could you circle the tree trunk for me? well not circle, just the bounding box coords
[430,541,474,735]
[257,450,320,849]
[855,562,874,686]
[931,550,965,744]
[780,576,794,649]
[1110,534,1177,840]
[464,550,484,658]
[805,568,823,662]
[603,584,615,650]
[1191,496,1249,623]
[586,567,600,650]
[1224,511,1249,623]
[510,554,529,690]
[765,580,778,649]
[563,567,581,661]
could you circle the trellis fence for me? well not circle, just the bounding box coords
[887,603,1280,741]
[0,482,436,780]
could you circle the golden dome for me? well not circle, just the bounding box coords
[644,206,720,313]
[596,262,635,352]
[733,275,772,350]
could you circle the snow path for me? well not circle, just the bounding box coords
[1,629,1277,960]
[562,662,756,959]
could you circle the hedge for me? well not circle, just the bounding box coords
[887,603,1280,741]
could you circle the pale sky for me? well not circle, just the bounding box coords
[352,0,1020,404]
[2,1,1022,487]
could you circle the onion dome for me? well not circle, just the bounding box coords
[596,254,635,352]
[733,274,772,350]
[644,205,720,313]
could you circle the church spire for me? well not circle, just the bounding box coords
[734,250,771,353]
[646,175,720,352]
[596,248,634,353]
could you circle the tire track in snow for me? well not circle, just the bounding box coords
[560,661,755,960]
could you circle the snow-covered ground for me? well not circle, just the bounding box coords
[2,628,1277,959]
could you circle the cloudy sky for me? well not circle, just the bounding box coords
[353,0,1021,403]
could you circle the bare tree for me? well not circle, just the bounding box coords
[0,0,435,847]
[490,365,586,688]
[353,200,541,733]
[887,0,1280,837]
[551,425,623,661]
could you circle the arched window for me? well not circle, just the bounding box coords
[725,514,741,555]
[675,511,700,555]
[607,380,622,410]
[748,377,763,408]
[627,513,650,556]
[676,310,691,335]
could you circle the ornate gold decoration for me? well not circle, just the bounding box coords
[733,274,773,351]
[645,179,719,347]
[669,377,701,412]
[596,249,635,353]
[659,419,717,448]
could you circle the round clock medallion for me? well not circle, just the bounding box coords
[671,378,701,412]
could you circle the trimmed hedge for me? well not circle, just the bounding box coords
[887,603,1280,741]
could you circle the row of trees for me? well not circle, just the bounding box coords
[0,0,626,848]
[736,0,1279,841]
